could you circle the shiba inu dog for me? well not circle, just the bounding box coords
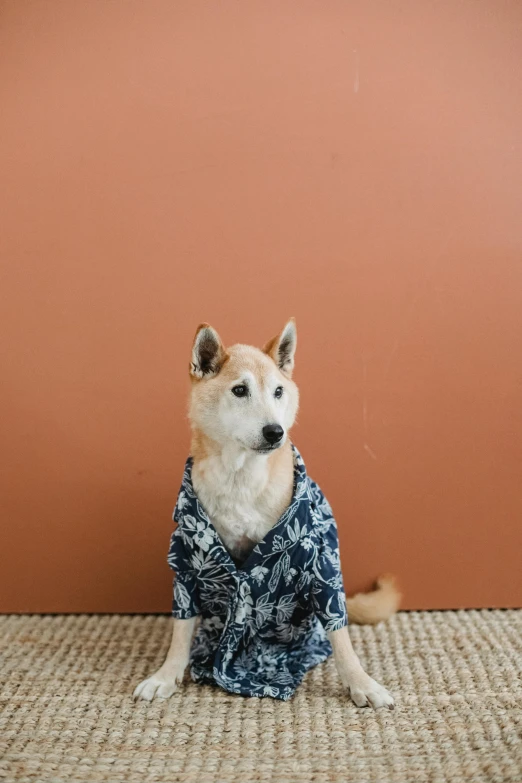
[134,319,399,707]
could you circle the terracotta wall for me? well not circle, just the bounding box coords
[1,1,521,612]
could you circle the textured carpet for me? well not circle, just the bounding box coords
[0,611,521,783]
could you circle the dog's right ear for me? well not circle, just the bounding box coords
[190,324,227,379]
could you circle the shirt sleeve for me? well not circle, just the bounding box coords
[311,516,349,632]
[167,527,201,619]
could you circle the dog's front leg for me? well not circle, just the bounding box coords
[329,626,394,709]
[133,616,198,702]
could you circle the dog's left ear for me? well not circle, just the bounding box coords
[263,318,297,378]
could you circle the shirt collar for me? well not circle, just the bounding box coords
[174,443,311,571]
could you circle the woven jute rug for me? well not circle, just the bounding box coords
[0,611,521,783]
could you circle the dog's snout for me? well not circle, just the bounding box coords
[262,424,284,445]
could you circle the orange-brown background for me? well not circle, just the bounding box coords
[1,1,521,612]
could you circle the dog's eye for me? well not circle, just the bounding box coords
[232,385,248,398]
[274,386,284,399]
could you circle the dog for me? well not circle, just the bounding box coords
[134,319,399,707]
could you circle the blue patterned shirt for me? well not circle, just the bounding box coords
[168,444,348,700]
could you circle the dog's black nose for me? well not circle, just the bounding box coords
[262,424,284,445]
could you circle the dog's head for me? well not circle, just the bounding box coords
[188,319,299,455]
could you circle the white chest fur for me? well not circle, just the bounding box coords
[191,448,290,563]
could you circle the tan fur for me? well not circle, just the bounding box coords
[134,320,399,708]
[346,574,402,625]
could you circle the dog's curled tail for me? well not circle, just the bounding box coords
[346,574,401,625]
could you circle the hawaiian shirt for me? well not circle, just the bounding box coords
[167,444,348,700]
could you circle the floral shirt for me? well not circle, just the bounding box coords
[168,444,348,700]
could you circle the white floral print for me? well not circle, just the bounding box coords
[250,565,269,584]
[193,520,214,552]
[235,582,254,623]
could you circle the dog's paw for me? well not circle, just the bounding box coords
[133,669,182,702]
[347,675,395,710]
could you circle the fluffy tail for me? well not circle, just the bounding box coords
[346,574,401,625]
